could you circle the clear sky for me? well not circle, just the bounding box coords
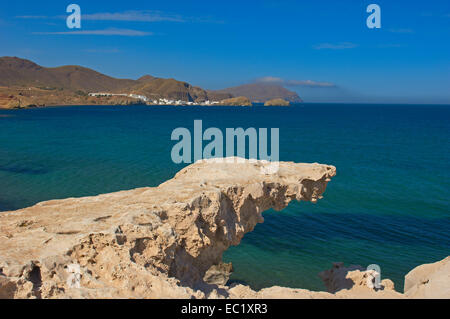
[0,0,449,103]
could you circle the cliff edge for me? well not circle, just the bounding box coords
[0,158,334,298]
[0,158,448,299]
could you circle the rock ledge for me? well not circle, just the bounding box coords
[0,158,448,299]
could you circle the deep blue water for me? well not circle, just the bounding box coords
[0,104,449,292]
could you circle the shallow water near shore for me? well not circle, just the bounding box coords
[0,104,449,292]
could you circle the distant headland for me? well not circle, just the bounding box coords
[0,57,301,109]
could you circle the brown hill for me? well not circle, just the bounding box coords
[131,78,207,102]
[0,57,222,103]
[137,75,157,82]
[0,57,301,107]
[213,83,302,103]
[0,57,135,92]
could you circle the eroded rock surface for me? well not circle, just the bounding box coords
[404,257,450,299]
[0,158,335,298]
[0,158,448,299]
[203,262,234,286]
[318,262,403,299]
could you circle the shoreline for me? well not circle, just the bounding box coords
[0,158,448,299]
[2,102,450,111]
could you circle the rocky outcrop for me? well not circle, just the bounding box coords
[203,262,234,286]
[228,261,403,299]
[227,258,449,299]
[0,158,335,298]
[318,262,403,299]
[0,87,146,109]
[404,257,450,298]
[218,96,252,106]
[0,158,448,299]
[264,98,290,106]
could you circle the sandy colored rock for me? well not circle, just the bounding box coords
[228,284,335,299]
[404,256,450,298]
[218,96,252,106]
[0,158,335,298]
[0,157,448,299]
[203,262,233,286]
[264,98,290,106]
[319,262,403,299]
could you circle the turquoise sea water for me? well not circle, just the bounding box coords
[0,104,449,292]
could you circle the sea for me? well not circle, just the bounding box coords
[0,104,449,292]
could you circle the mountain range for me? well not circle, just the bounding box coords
[0,57,302,108]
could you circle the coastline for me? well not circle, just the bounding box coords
[0,158,448,299]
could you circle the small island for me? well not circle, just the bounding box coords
[218,96,253,106]
[264,98,290,106]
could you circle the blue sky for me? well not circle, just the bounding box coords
[0,0,449,103]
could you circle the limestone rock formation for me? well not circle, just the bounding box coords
[0,158,335,298]
[404,257,450,298]
[318,262,403,299]
[0,158,448,299]
[203,262,234,286]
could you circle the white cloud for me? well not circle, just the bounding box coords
[286,80,336,88]
[256,77,336,88]
[313,42,358,50]
[33,28,152,36]
[256,76,284,83]
[16,10,217,23]
[16,15,49,19]
[82,10,185,22]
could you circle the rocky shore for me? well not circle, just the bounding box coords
[0,87,144,109]
[0,159,448,299]
[264,98,290,106]
[218,96,253,106]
